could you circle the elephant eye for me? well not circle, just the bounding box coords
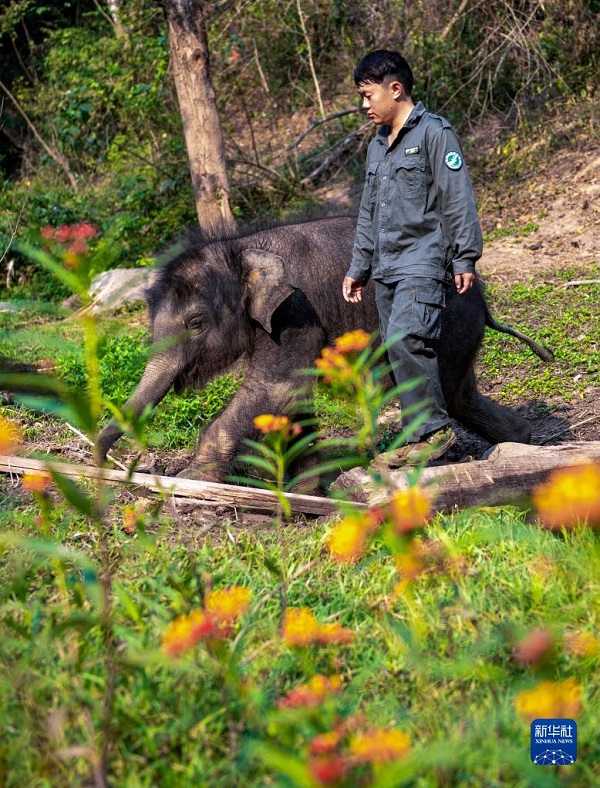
[187,317,203,330]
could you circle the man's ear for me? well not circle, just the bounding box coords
[389,80,403,100]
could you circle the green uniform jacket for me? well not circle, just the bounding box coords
[347,102,483,284]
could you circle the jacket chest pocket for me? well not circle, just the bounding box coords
[366,161,380,204]
[395,158,426,200]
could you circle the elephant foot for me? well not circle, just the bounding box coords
[175,462,227,484]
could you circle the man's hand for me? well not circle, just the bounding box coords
[343,276,363,303]
[454,272,474,294]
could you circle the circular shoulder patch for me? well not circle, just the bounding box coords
[444,151,463,170]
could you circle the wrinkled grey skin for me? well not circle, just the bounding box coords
[96,216,550,481]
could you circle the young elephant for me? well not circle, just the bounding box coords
[96,215,549,481]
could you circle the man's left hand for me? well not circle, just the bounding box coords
[455,273,475,294]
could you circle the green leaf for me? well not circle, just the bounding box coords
[49,468,97,518]
[14,240,89,297]
[250,742,313,787]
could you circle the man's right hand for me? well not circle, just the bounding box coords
[343,276,363,303]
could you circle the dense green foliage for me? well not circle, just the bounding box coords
[0,5,598,784]
[1,0,598,300]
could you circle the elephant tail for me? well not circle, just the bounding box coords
[484,305,554,361]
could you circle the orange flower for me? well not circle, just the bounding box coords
[514,679,583,722]
[309,731,343,756]
[349,728,411,765]
[281,607,320,647]
[281,608,355,647]
[334,330,371,355]
[316,622,355,646]
[564,630,600,658]
[315,347,354,385]
[533,462,600,529]
[122,505,141,534]
[206,586,252,634]
[22,471,51,493]
[0,415,22,455]
[308,755,348,785]
[277,674,343,709]
[253,413,290,433]
[253,413,301,438]
[396,543,425,582]
[388,486,431,535]
[161,609,214,658]
[513,628,554,666]
[326,513,374,564]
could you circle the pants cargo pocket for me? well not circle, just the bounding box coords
[409,281,446,339]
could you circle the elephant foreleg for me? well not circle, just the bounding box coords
[180,375,304,481]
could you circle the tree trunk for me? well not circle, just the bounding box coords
[106,0,127,39]
[163,0,236,230]
[333,442,600,513]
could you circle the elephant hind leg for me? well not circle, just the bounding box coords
[449,371,532,445]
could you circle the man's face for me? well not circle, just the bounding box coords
[357,80,400,126]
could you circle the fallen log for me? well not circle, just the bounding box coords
[0,455,349,517]
[333,442,600,512]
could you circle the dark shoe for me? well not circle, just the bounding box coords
[371,426,456,471]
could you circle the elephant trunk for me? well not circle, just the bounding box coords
[95,346,183,464]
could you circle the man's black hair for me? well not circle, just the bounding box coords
[353,50,414,96]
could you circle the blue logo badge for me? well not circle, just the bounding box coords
[444,151,463,170]
[531,719,577,765]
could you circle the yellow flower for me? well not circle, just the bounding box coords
[389,486,431,535]
[309,730,343,755]
[253,414,291,434]
[326,513,374,564]
[315,347,354,385]
[280,607,356,648]
[277,674,343,709]
[564,631,600,658]
[0,415,22,455]
[205,586,252,623]
[281,606,320,647]
[349,728,411,765]
[22,471,51,493]
[334,330,371,354]
[161,609,214,658]
[316,622,355,645]
[514,679,583,722]
[533,462,600,529]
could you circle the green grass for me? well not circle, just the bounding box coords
[0,269,598,785]
[0,496,598,785]
[479,270,599,403]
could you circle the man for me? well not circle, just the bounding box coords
[343,50,483,468]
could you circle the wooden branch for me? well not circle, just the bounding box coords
[300,125,370,185]
[333,442,600,513]
[0,78,78,191]
[295,0,325,117]
[0,455,348,517]
[440,0,471,41]
[560,279,600,288]
[287,109,361,150]
[0,187,29,268]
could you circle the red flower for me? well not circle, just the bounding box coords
[308,756,348,785]
[73,221,98,239]
[513,628,554,666]
[54,225,75,243]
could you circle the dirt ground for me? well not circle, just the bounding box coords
[2,118,599,528]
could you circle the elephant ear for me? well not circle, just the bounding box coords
[241,249,296,333]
